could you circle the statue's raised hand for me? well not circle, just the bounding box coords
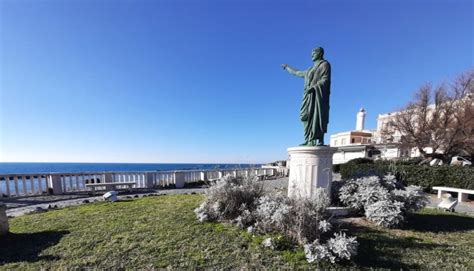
[281,64,288,70]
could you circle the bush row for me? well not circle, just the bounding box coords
[337,162,474,191]
[195,175,359,264]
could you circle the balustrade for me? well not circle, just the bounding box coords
[0,167,274,197]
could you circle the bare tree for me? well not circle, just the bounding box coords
[381,70,474,162]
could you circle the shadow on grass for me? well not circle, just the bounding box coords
[405,212,474,233]
[349,225,447,269]
[0,230,69,264]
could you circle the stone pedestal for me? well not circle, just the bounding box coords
[0,203,9,236]
[287,146,337,199]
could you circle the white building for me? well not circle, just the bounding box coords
[330,108,422,164]
[331,108,374,147]
[374,111,433,158]
[330,108,378,164]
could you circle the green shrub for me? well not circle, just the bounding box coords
[398,165,474,190]
[334,158,373,174]
[340,163,387,180]
[339,162,474,191]
[346,158,374,165]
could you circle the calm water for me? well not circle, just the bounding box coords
[0,162,260,175]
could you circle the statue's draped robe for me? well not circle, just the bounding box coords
[300,60,331,143]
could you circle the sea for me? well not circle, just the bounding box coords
[0,162,260,175]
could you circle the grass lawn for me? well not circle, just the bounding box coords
[1,194,473,269]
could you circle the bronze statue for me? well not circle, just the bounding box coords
[282,47,331,146]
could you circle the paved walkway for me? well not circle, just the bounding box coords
[427,195,474,216]
[2,176,473,217]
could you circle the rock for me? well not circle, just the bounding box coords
[261,238,274,249]
[247,226,255,234]
[438,193,458,211]
[0,203,9,235]
[103,191,118,202]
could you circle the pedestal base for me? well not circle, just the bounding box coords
[287,146,337,199]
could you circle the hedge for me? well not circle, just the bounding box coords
[338,163,474,191]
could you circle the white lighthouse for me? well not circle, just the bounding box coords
[356,108,366,131]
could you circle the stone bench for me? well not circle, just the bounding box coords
[433,186,474,203]
[85,181,136,195]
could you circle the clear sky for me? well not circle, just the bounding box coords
[0,0,472,163]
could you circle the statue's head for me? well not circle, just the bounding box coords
[312,47,324,61]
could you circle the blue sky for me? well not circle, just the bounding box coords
[0,0,472,163]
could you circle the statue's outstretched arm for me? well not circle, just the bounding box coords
[281,64,306,78]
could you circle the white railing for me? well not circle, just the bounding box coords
[0,168,278,197]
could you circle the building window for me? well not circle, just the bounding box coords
[334,140,338,146]
[351,138,355,144]
[341,139,346,145]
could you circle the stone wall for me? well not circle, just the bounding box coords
[0,203,9,235]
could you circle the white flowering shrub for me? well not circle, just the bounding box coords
[365,200,405,228]
[304,232,358,264]
[304,240,335,263]
[382,174,404,190]
[194,175,264,225]
[254,194,291,233]
[234,208,255,228]
[318,220,332,233]
[391,185,428,213]
[194,202,215,222]
[254,188,332,245]
[326,232,359,261]
[338,176,390,211]
[337,175,429,228]
[337,180,360,209]
[287,191,330,245]
[196,177,359,264]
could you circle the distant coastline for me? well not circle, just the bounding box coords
[0,162,261,175]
